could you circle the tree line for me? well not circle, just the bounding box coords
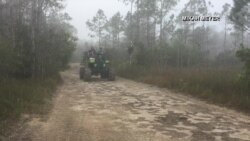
[86,0,247,64]
[85,0,250,85]
[0,0,77,79]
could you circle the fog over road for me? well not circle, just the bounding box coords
[17,64,250,141]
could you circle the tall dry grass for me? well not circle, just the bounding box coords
[118,65,250,112]
[0,76,61,121]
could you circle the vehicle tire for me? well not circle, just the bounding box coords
[101,72,106,79]
[108,69,115,81]
[80,67,85,79]
[83,68,91,82]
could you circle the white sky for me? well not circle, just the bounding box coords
[65,0,233,41]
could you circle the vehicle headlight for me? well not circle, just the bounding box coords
[89,58,95,63]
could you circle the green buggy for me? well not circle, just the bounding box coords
[80,52,115,81]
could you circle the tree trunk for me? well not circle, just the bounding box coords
[241,27,244,45]
[153,18,157,47]
[130,0,134,41]
[118,33,120,48]
[135,0,140,42]
[146,10,150,48]
[10,4,16,50]
[223,21,227,51]
[159,0,163,46]
[31,0,37,78]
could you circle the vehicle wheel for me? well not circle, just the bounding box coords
[101,71,108,79]
[80,67,85,79]
[101,73,105,79]
[108,69,115,81]
[83,68,91,82]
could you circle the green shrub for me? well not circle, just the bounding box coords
[236,46,250,91]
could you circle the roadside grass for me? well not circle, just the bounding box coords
[118,65,250,113]
[0,75,62,137]
[0,75,62,121]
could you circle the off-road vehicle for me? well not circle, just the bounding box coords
[80,53,115,81]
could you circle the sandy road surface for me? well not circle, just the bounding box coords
[15,64,250,141]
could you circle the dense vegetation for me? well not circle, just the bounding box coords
[0,0,76,122]
[85,0,250,112]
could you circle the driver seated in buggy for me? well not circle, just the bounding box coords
[80,47,115,81]
[87,46,97,58]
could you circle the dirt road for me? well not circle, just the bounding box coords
[16,64,250,141]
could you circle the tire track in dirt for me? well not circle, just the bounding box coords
[16,64,250,141]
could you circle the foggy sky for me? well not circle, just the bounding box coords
[65,0,233,41]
